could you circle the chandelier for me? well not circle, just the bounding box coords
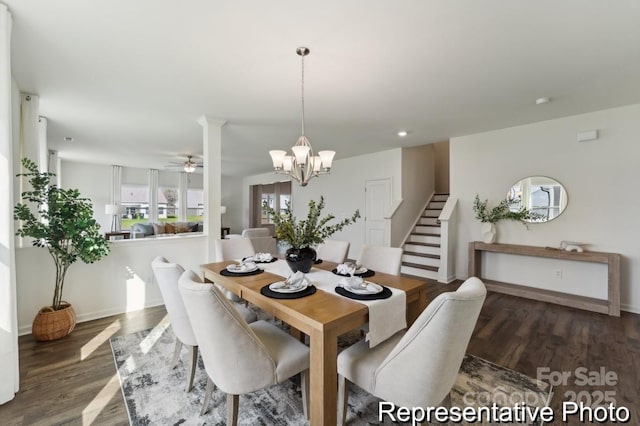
[269,47,335,187]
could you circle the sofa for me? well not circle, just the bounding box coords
[130,221,203,239]
[226,227,277,254]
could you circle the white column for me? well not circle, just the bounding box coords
[197,116,226,260]
[37,116,47,172]
[0,3,19,405]
[148,169,158,223]
[178,172,188,222]
[111,165,122,230]
[18,94,40,165]
[48,149,60,186]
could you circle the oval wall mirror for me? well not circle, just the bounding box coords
[507,176,568,223]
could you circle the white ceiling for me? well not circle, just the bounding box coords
[6,0,640,177]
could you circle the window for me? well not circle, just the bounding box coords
[261,192,275,224]
[117,167,204,231]
[120,184,149,230]
[187,188,204,221]
[158,187,179,222]
[250,181,291,228]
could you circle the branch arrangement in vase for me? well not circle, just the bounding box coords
[472,194,543,226]
[262,196,360,249]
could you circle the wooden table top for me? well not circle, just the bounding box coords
[201,260,426,335]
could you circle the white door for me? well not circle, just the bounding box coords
[365,178,391,246]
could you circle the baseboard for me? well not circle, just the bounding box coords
[438,274,457,284]
[18,299,165,336]
[621,303,640,315]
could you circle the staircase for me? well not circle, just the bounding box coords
[400,194,449,280]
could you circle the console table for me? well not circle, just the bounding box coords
[468,242,621,316]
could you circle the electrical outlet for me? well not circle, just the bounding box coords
[554,269,563,279]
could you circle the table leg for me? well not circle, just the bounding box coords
[309,327,338,426]
[407,288,428,326]
[290,327,305,343]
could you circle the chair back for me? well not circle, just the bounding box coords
[373,277,486,407]
[357,244,403,276]
[214,237,256,262]
[178,270,277,394]
[151,257,197,346]
[241,228,271,238]
[316,240,350,264]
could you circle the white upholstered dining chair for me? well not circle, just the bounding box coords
[316,239,350,264]
[356,244,404,276]
[337,277,487,425]
[178,270,310,424]
[214,237,256,262]
[213,237,257,302]
[151,257,257,392]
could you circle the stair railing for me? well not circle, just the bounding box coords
[438,197,458,283]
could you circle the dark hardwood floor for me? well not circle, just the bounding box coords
[1,282,638,425]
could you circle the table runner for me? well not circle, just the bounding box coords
[259,260,406,347]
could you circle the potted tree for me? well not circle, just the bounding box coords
[14,158,110,341]
[263,196,360,273]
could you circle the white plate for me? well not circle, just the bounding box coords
[269,281,308,293]
[346,282,383,295]
[355,267,368,274]
[226,264,258,273]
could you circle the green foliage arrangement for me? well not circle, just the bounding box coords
[472,194,543,225]
[262,196,360,249]
[14,158,110,310]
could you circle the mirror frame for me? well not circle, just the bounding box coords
[507,176,568,223]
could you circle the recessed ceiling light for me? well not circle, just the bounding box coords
[64,136,74,142]
[397,131,408,137]
[535,97,551,105]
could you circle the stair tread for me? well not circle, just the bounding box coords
[404,242,441,248]
[402,262,439,271]
[400,272,437,281]
[411,232,441,237]
[404,251,440,259]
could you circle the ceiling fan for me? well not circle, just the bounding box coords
[165,155,203,173]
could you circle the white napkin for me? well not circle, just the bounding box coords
[336,263,356,275]
[284,271,307,288]
[252,252,273,262]
[229,261,257,272]
[338,276,365,291]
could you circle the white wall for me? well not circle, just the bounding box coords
[221,175,244,234]
[243,149,403,259]
[433,140,450,194]
[15,159,209,333]
[451,103,640,313]
[392,145,435,246]
[61,160,112,232]
[16,236,207,334]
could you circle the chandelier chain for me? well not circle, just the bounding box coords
[301,52,305,136]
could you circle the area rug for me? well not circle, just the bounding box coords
[110,320,549,425]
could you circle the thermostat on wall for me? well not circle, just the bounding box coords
[577,130,598,142]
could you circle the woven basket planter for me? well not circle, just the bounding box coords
[32,302,77,341]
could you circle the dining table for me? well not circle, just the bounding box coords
[201,259,428,426]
